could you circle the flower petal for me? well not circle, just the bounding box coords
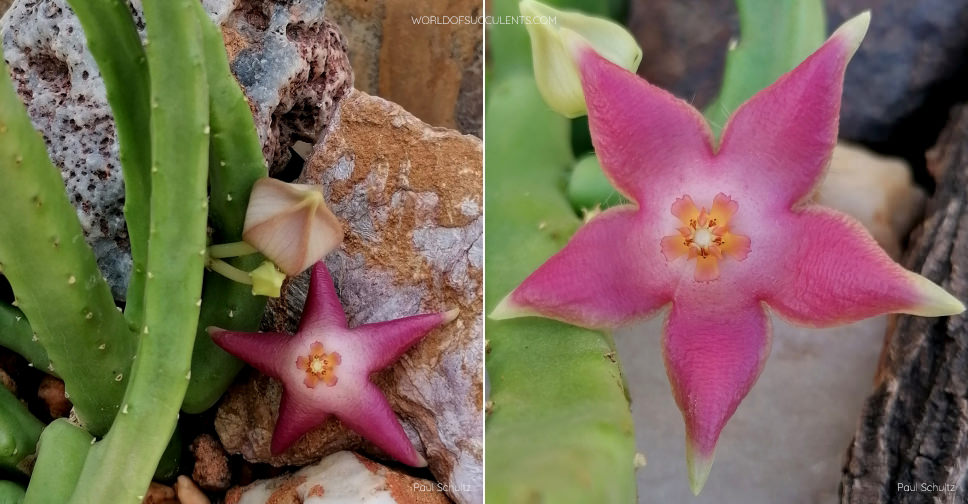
[339,384,426,467]
[575,47,714,203]
[303,374,318,389]
[721,232,750,261]
[663,300,771,495]
[671,195,700,224]
[207,327,292,379]
[717,12,870,209]
[661,235,690,260]
[763,207,963,326]
[709,193,738,223]
[298,262,349,331]
[491,207,675,329]
[271,392,328,455]
[355,309,459,372]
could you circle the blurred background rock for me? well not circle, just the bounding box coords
[328,0,483,137]
[630,0,968,187]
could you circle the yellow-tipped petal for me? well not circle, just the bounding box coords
[249,261,286,298]
[902,272,965,317]
[242,178,344,276]
[489,293,532,320]
[414,452,428,468]
[442,308,461,324]
[520,0,642,118]
[831,10,871,61]
[685,443,715,496]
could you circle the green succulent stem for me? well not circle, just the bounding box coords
[65,0,153,328]
[0,481,24,504]
[23,419,92,504]
[67,0,210,501]
[485,1,637,502]
[485,74,636,504]
[181,0,270,414]
[703,0,826,135]
[0,386,43,473]
[0,303,51,373]
[0,52,134,436]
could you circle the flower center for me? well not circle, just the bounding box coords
[660,193,751,282]
[296,341,341,388]
[691,227,714,250]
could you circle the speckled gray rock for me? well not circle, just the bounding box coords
[216,90,483,504]
[0,0,352,299]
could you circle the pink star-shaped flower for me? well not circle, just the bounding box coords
[492,13,964,493]
[209,262,458,466]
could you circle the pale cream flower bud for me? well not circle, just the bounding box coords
[242,178,344,276]
[521,0,642,118]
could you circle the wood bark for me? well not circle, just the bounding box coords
[840,106,968,503]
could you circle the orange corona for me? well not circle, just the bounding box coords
[296,341,341,388]
[660,193,751,281]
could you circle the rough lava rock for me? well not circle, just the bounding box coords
[225,451,451,504]
[0,0,352,298]
[216,89,482,504]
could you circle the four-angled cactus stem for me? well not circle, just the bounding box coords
[0,1,432,502]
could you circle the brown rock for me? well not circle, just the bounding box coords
[37,375,71,418]
[217,90,482,504]
[327,0,482,137]
[141,482,177,504]
[228,451,452,504]
[190,434,232,491]
[0,368,15,395]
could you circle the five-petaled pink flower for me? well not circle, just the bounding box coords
[492,12,964,494]
[209,262,458,466]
